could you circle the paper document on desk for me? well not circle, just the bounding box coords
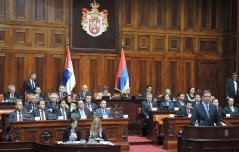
[100,141,114,146]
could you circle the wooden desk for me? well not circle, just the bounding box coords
[148,110,177,142]
[11,118,129,151]
[0,141,121,152]
[178,126,239,152]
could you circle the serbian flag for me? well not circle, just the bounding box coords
[114,50,129,92]
[61,46,76,94]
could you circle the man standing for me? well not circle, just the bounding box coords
[3,85,21,102]
[56,84,68,100]
[32,100,51,120]
[72,100,92,118]
[141,93,157,138]
[191,90,222,126]
[23,72,40,93]
[226,71,239,105]
[77,85,91,100]
[84,95,97,112]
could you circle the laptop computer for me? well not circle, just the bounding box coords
[102,96,110,99]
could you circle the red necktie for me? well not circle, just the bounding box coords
[19,112,22,121]
[88,103,90,108]
[41,111,45,120]
[187,110,190,115]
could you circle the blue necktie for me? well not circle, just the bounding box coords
[206,105,209,118]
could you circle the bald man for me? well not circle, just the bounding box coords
[77,85,91,100]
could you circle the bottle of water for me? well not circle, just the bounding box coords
[88,136,92,143]
[69,135,75,143]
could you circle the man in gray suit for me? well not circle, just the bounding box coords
[95,100,112,118]
[72,100,92,118]
[191,90,222,126]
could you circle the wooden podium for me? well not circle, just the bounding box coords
[178,126,239,152]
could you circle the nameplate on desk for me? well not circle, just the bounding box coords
[81,116,87,119]
[169,114,174,118]
[103,115,108,118]
[58,116,64,120]
[152,108,157,111]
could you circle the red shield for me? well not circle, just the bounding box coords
[89,19,100,34]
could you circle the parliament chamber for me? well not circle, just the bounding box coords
[1,0,239,152]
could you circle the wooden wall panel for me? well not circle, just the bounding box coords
[35,0,45,20]
[53,0,63,22]
[52,56,63,92]
[121,0,132,26]
[34,54,46,92]
[16,54,25,95]
[185,0,196,30]
[167,60,179,96]
[155,0,166,28]
[152,59,163,95]
[104,57,118,93]
[0,0,6,19]
[0,54,5,93]
[137,59,147,94]
[89,57,99,93]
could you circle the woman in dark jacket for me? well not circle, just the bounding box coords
[86,117,108,142]
[62,117,82,142]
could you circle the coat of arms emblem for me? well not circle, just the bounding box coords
[81,0,108,37]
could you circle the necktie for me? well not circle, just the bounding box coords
[187,110,190,115]
[31,81,35,89]
[81,109,85,116]
[102,109,106,115]
[32,104,35,110]
[60,93,63,98]
[19,112,22,121]
[88,103,90,108]
[206,105,209,118]
[41,110,45,120]
[148,102,152,111]
[62,110,66,120]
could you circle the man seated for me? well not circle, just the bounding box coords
[35,86,48,102]
[46,93,59,111]
[223,98,239,117]
[3,85,21,102]
[212,98,223,117]
[192,94,201,107]
[84,95,97,112]
[95,100,112,118]
[177,101,193,117]
[6,99,25,141]
[77,85,91,100]
[31,100,52,120]
[174,93,186,109]
[53,99,71,120]
[72,100,92,118]
[160,93,174,110]
[23,94,38,114]
[56,84,68,100]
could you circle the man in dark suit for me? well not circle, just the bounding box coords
[46,93,59,110]
[191,90,222,126]
[174,93,186,109]
[95,100,112,118]
[77,85,91,100]
[142,85,156,101]
[35,86,48,102]
[212,98,223,117]
[23,94,38,114]
[31,100,51,120]
[53,99,71,119]
[178,101,193,117]
[84,95,97,112]
[56,84,68,100]
[192,95,201,107]
[225,71,239,105]
[23,72,40,93]
[222,98,239,117]
[141,93,158,138]
[72,100,92,118]
[3,85,21,102]
[6,100,26,141]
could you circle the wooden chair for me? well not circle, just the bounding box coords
[72,93,77,102]
[112,92,121,99]
[24,92,31,102]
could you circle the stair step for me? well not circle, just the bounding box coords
[128,135,153,145]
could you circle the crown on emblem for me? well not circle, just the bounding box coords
[90,0,100,9]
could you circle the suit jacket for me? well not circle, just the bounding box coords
[46,102,59,110]
[142,92,156,99]
[72,108,92,118]
[23,79,40,93]
[192,101,201,107]
[95,108,112,118]
[191,102,222,126]
[62,128,82,142]
[36,93,48,102]
[120,93,132,99]
[160,101,174,110]
[84,102,98,112]
[222,106,239,117]
[77,91,91,100]
[8,110,26,123]
[180,107,194,117]
[53,108,71,119]
[31,108,51,120]
[3,92,21,101]
[216,106,223,117]
[174,100,186,109]
[96,92,111,99]
[57,91,68,100]
[225,78,239,99]
[23,102,38,113]
[85,129,108,142]
[141,100,158,119]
